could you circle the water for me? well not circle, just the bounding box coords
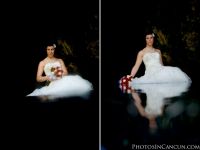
[102,78,200,150]
[2,67,99,149]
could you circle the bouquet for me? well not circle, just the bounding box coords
[51,66,63,79]
[119,75,133,93]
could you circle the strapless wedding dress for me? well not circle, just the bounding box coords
[131,52,191,84]
[27,61,93,99]
[129,52,191,116]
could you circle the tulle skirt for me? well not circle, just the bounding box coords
[131,66,191,84]
[27,75,93,99]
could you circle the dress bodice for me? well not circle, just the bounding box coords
[44,61,61,77]
[143,52,163,75]
[143,52,162,68]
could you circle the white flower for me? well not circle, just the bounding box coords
[152,33,155,37]
[53,44,56,48]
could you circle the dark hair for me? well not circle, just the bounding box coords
[46,41,56,48]
[143,29,156,46]
[143,28,155,36]
[46,43,56,49]
[43,39,57,48]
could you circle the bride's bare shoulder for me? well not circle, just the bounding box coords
[39,58,48,66]
[139,49,145,54]
[137,49,145,57]
[155,49,162,54]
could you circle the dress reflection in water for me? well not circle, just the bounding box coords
[129,48,191,116]
[129,50,192,116]
[125,81,191,134]
[131,82,191,117]
[124,32,192,132]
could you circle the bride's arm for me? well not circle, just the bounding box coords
[36,61,49,82]
[131,90,146,117]
[157,49,164,65]
[130,51,143,77]
[59,59,68,76]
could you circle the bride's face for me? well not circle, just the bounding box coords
[46,46,55,58]
[146,34,154,46]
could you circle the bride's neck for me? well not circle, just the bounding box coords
[146,46,155,51]
[146,46,154,49]
[47,56,55,59]
[46,57,56,62]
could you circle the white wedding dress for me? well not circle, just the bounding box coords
[131,52,191,84]
[129,51,192,116]
[27,61,93,100]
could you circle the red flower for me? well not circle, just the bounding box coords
[119,75,133,93]
[51,66,63,78]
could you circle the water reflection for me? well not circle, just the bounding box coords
[122,82,192,134]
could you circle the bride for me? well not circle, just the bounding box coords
[130,32,191,84]
[27,43,93,100]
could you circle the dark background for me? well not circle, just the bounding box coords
[1,0,99,149]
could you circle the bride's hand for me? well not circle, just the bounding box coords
[127,75,133,78]
[127,75,133,80]
[46,76,53,82]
